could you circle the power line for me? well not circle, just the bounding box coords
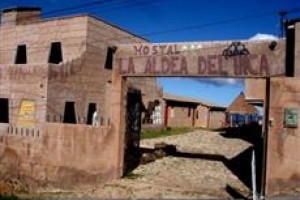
[0,4,298,56]
[0,10,289,53]
[1,1,300,41]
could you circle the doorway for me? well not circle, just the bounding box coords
[63,102,77,124]
[0,98,9,123]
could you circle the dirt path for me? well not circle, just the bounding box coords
[35,130,253,199]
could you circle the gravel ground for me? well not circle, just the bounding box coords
[28,130,253,199]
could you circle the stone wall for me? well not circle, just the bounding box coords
[266,77,300,195]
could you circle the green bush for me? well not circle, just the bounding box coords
[141,127,192,139]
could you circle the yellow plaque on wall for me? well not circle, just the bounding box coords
[17,100,36,128]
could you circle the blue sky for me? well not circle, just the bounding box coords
[1,0,300,106]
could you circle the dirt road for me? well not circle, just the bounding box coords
[35,130,253,199]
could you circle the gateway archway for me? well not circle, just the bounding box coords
[110,40,286,196]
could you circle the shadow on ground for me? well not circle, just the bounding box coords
[138,124,263,199]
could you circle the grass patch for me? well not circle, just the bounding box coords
[141,127,193,139]
[123,172,143,180]
[0,194,22,200]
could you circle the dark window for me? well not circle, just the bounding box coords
[15,45,27,64]
[49,42,63,64]
[196,110,199,119]
[0,98,9,123]
[105,46,115,69]
[188,108,191,117]
[86,103,97,125]
[63,102,77,124]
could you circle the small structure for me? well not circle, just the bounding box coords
[226,92,259,127]
[162,93,226,129]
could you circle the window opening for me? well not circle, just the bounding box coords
[49,42,63,64]
[63,102,77,124]
[0,98,9,123]
[15,45,27,64]
[86,103,97,125]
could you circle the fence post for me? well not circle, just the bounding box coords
[252,149,258,200]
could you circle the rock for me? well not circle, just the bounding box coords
[140,153,156,164]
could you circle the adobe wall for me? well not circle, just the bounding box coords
[294,22,300,77]
[209,110,225,129]
[0,15,90,123]
[266,77,300,195]
[0,64,48,126]
[194,104,209,128]
[83,17,154,120]
[127,77,163,111]
[166,103,196,128]
[0,123,116,188]
[0,16,88,65]
[245,78,266,102]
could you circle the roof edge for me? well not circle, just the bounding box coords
[87,14,148,42]
[2,7,41,13]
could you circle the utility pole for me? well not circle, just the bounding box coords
[279,10,288,38]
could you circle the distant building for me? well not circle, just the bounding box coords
[162,93,226,129]
[226,92,259,127]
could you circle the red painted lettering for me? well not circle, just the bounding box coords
[218,55,227,75]
[260,54,269,75]
[143,46,150,55]
[171,56,179,74]
[145,57,152,73]
[159,45,167,55]
[207,55,217,74]
[234,57,241,75]
[248,54,258,75]
[152,46,158,55]
[128,57,135,73]
[162,56,170,73]
[134,45,143,56]
[180,57,188,74]
[198,56,206,74]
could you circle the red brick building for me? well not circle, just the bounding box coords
[163,93,226,129]
[226,92,259,127]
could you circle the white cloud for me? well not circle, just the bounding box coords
[249,33,279,41]
[191,78,244,87]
